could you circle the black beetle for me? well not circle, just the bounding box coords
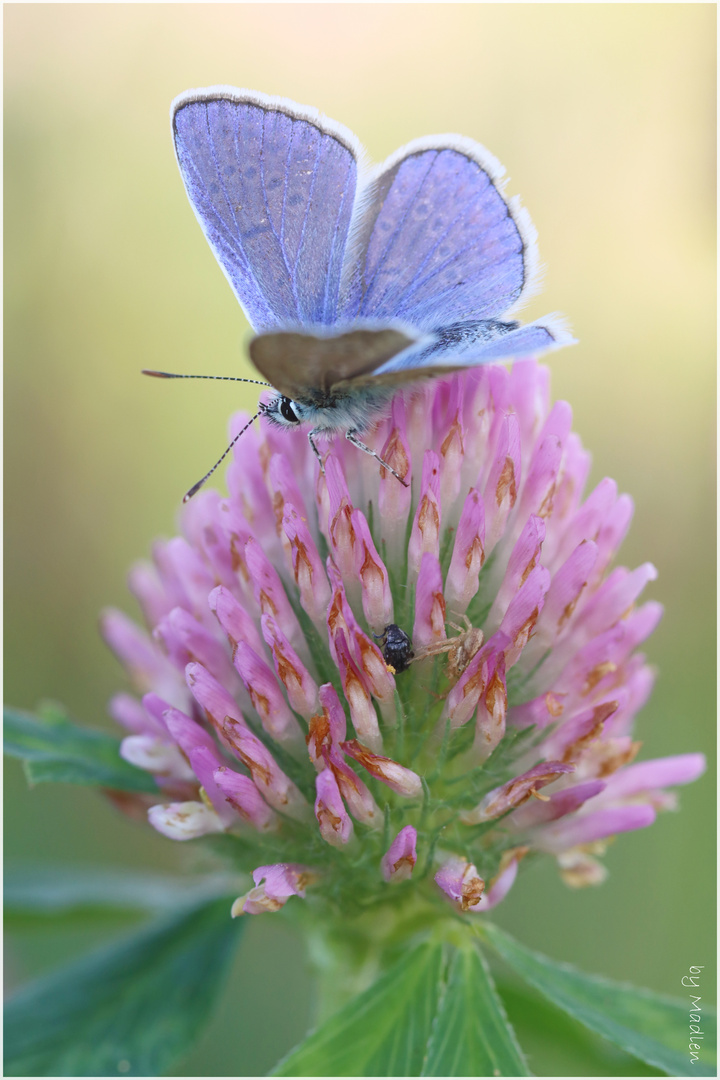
[375,624,414,673]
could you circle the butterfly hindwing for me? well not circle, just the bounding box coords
[337,317,573,389]
[172,88,360,331]
[339,137,536,331]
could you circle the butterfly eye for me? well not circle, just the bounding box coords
[280,397,300,424]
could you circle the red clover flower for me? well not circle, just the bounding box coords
[102,360,705,919]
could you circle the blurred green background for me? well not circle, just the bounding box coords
[5,4,715,1075]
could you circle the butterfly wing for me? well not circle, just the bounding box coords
[249,326,420,400]
[332,316,574,391]
[338,136,539,330]
[172,87,360,331]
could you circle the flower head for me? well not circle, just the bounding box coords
[102,361,704,919]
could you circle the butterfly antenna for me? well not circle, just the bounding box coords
[143,369,271,388]
[183,410,262,502]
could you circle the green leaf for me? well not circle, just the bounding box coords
[4,864,238,919]
[422,944,529,1076]
[4,896,243,1076]
[4,705,158,793]
[272,942,445,1076]
[273,938,531,1078]
[481,922,716,1077]
[495,975,664,1076]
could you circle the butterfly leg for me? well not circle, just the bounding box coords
[412,641,453,661]
[345,429,409,488]
[307,430,326,475]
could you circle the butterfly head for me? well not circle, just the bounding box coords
[260,394,310,428]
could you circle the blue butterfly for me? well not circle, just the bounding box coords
[148,86,574,498]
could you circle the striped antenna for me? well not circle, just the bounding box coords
[183,411,263,502]
[142,369,273,501]
[142,369,271,388]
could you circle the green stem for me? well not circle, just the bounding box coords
[286,894,448,1022]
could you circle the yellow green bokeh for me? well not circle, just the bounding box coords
[5,5,715,1075]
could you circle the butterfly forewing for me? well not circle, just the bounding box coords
[249,327,419,399]
[172,89,359,332]
[339,140,531,330]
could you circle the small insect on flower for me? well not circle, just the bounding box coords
[376,624,415,674]
[413,615,484,681]
[145,86,575,501]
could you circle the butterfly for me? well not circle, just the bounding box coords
[145,86,574,499]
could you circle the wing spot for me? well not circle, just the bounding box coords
[243,224,272,240]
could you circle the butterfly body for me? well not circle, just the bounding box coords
[261,384,396,435]
[167,87,575,496]
[258,316,516,431]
